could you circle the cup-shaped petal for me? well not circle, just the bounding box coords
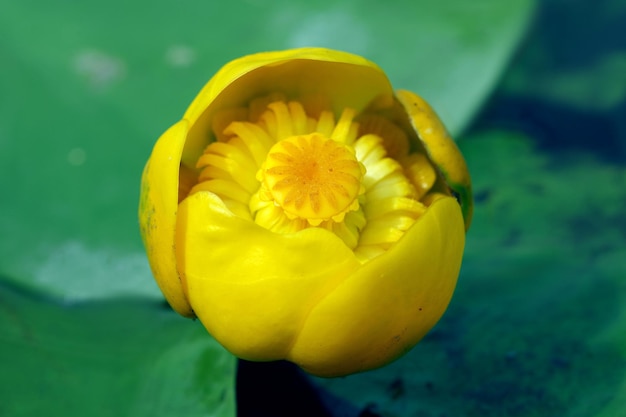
[288,197,464,377]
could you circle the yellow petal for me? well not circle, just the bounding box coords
[396,89,474,230]
[176,191,362,360]
[287,197,464,377]
[139,120,194,317]
[179,48,394,169]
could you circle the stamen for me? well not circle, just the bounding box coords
[316,111,335,137]
[289,101,311,134]
[224,122,275,165]
[249,92,288,121]
[358,114,409,158]
[271,101,295,140]
[212,107,249,142]
[364,197,426,220]
[331,108,358,144]
[400,153,437,199]
[196,142,258,193]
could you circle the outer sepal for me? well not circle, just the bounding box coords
[396,90,474,229]
[139,120,194,317]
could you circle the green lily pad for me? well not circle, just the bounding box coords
[314,131,626,416]
[0,280,236,417]
[0,0,533,301]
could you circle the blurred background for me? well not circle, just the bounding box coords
[1,0,625,416]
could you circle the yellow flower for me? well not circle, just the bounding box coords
[139,48,473,377]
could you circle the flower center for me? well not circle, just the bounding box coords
[188,95,438,261]
[260,133,363,225]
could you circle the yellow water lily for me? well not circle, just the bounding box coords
[139,48,473,377]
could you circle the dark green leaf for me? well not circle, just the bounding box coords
[0,280,236,417]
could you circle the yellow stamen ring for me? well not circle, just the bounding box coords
[191,96,438,261]
[260,133,364,225]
